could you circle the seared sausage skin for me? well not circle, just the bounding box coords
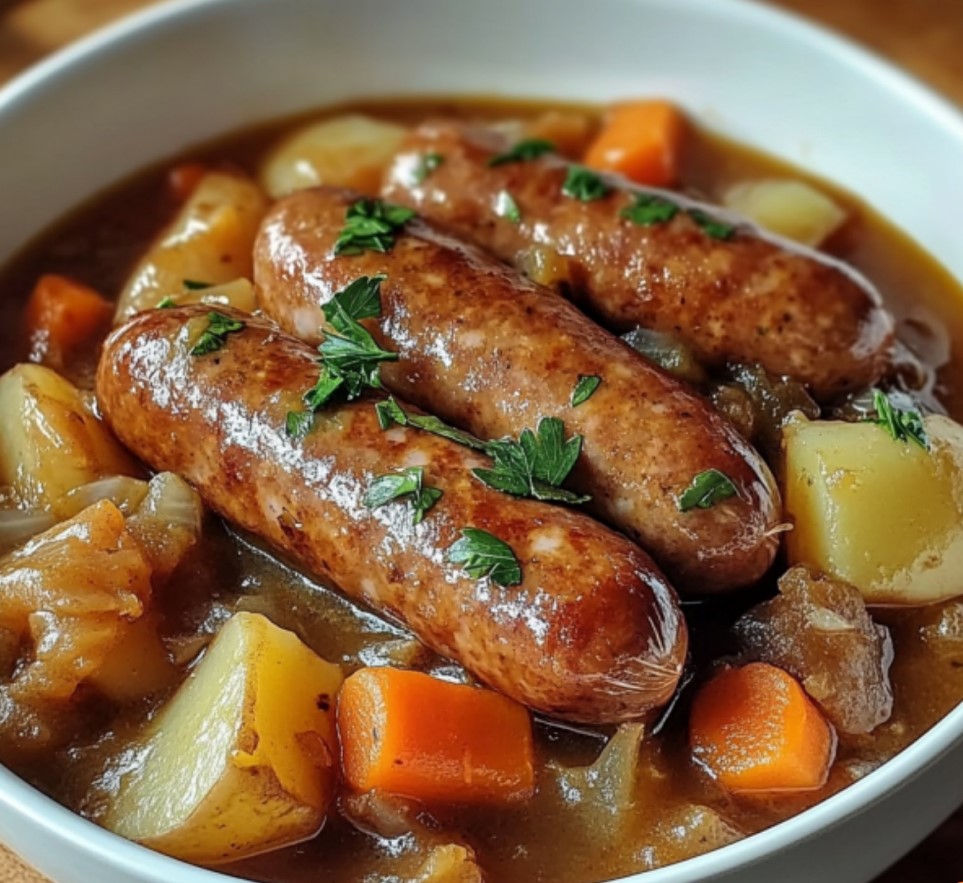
[96,307,687,723]
[256,187,781,593]
[381,122,895,401]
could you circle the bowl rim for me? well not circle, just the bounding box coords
[1,0,962,881]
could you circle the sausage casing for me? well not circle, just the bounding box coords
[381,122,895,400]
[255,187,782,592]
[96,307,687,723]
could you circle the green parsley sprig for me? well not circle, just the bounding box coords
[448,527,522,587]
[867,389,928,450]
[488,138,556,167]
[375,396,588,505]
[687,209,737,241]
[334,199,416,256]
[571,374,601,406]
[412,152,444,184]
[190,312,245,356]
[621,194,680,226]
[562,166,611,202]
[285,276,397,438]
[362,466,443,525]
[495,190,522,224]
[678,469,738,512]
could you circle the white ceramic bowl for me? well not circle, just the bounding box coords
[2,1,962,882]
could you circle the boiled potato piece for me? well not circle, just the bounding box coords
[785,414,963,604]
[260,114,407,198]
[0,364,138,509]
[151,277,256,313]
[723,179,845,248]
[116,173,267,321]
[104,612,343,864]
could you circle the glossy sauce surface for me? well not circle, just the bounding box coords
[1,97,963,883]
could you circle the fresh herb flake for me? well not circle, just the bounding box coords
[571,374,601,407]
[688,209,737,241]
[562,166,611,202]
[488,138,556,167]
[156,296,177,309]
[362,466,443,525]
[285,410,315,441]
[678,469,738,512]
[412,152,444,184]
[448,527,522,587]
[868,389,929,450]
[322,274,387,325]
[334,199,416,256]
[495,190,522,224]
[621,194,680,226]
[375,398,588,505]
[189,311,245,356]
[182,279,212,290]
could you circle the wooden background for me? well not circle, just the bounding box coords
[0,0,961,880]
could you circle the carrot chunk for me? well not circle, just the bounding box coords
[337,667,535,804]
[168,162,208,202]
[689,662,835,793]
[583,100,685,188]
[24,274,113,370]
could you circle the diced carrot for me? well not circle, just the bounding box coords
[168,163,208,202]
[583,100,686,188]
[337,667,535,804]
[689,662,835,793]
[23,274,113,370]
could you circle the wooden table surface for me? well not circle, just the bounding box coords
[1,0,961,880]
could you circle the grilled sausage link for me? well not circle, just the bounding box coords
[381,122,895,401]
[255,187,781,593]
[96,307,687,723]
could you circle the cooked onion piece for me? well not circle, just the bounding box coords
[785,414,963,604]
[260,114,407,198]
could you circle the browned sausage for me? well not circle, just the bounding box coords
[255,187,781,593]
[381,122,895,400]
[96,306,687,723]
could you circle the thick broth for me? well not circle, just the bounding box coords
[2,97,963,883]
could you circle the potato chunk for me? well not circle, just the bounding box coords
[0,364,138,510]
[785,415,963,604]
[722,179,846,248]
[116,173,267,321]
[735,566,893,734]
[260,114,407,197]
[104,612,342,864]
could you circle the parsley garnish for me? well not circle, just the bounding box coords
[412,152,444,184]
[285,276,397,438]
[374,396,488,451]
[183,279,212,290]
[333,199,416,256]
[571,374,601,407]
[868,389,928,450]
[448,527,522,587]
[562,166,611,202]
[488,138,556,167]
[375,397,588,505]
[678,469,738,512]
[495,190,522,224]
[156,296,177,309]
[190,312,245,356]
[362,466,443,525]
[621,194,679,226]
[688,209,737,241]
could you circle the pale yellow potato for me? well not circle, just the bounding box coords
[784,414,963,604]
[0,364,138,509]
[116,173,267,321]
[723,178,846,248]
[104,612,343,864]
[151,277,256,313]
[260,114,407,198]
